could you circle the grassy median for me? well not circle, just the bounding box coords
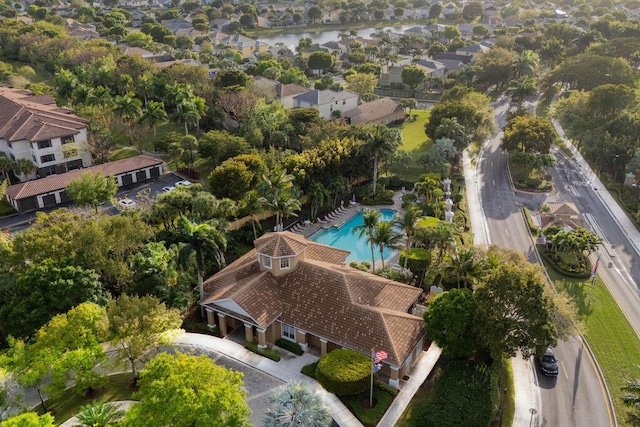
[543,260,640,423]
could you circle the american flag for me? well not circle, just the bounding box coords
[374,350,388,364]
[592,255,600,277]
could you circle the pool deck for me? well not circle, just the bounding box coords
[293,191,406,270]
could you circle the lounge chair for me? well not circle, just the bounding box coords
[317,218,327,224]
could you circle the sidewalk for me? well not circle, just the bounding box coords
[178,333,442,427]
[552,119,640,255]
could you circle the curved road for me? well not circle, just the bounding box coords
[476,98,612,427]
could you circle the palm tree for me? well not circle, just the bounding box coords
[506,77,537,106]
[167,142,183,171]
[86,86,112,107]
[360,125,401,196]
[259,169,301,230]
[177,217,227,314]
[60,143,81,173]
[512,50,539,79]
[76,403,125,427]
[175,99,201,135]
[308,181,330,221]
[327,176,351,209]
[415,177,438,203]
[622,374,640,426]
[435,117,469,151]
[352,209,381,271]
[0,153,15,184]
[433,222,459,262]
[14,158,35,180]
[264,381,332,427]
[243,190,266,240]
[445,246,485,289]
[53,68,77,105]
[137,74,154,106]
[140,101,168,138]
[393,207,420,268]
[371,221,403,269]
[113,93,142,122]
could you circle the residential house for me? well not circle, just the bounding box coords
[379,58,446,86]
[65,19,100,40]
[210,18,232,31]
[274,83,311,109]
[0,88,91,181]
[343,97,404,125]
[299,44,330,59]
[210,34,270,59]
[456,42,492,59]
[201,232,426,387]
[5,155,164,212]
[291,89,359,119]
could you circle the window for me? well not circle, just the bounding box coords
[280,257,290,270]
[262,255,272,269]
[37,140,52,149]
[40,154,55,163]
[282,323,295,341]
[62,136,75,145]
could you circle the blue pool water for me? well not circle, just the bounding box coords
[310,209,398,263]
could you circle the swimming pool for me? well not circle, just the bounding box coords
[310,208,398,264]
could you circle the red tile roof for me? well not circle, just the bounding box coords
[5,155,164,200]
[0,88,87,143]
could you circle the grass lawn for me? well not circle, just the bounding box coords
[542,259,640,422]
[35,373,134,426]
[390,110,431,183]
[0,198,17,216]
[111,146,141,161]
[339,388,395,427]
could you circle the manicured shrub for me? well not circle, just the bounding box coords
[316,349,371,396]
[276,338,304,355]
[523,207,538,236]
[301,362,318,379]
[400,248,432,282]
[244,341,281,362]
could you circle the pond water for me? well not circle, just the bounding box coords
[256,25,414,49]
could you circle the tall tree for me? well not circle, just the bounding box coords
[352,209,381,271]
[0,154,15,185]
[113,93,142,122]
[264,381,332,427]
[258,169,301,230]
[445,246,486,289]
[139,100,168,138]
[622,373,640,426]
[401,66,426,93]
[0,412,55,427]
[360,125,401,196]
[242,190,266,241]
[371,221,403,269]
[106,294,182,384]
[475,258,557,358]
[308,181,330,221]
[123,352,251,427]
[177,217,227,309]
[394,207,419,268]
[65,171,118,214]
[423,289,478,358]
[14,158,35,180]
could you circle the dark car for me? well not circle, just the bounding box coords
[539,348,559,376]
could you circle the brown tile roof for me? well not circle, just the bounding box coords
[275,83,311,98]
[5,155,164,200]
[0,88,88,143]
[202,233,424,366]
[343,97,403,124]
[539,201,583,229]
[254,232,309,257]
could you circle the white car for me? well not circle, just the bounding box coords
[118,198,137,208]
[175,180,192,187]
[162,186,176,192]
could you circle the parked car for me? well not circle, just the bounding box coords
[118,198,137,208]
[162,186,175,192]
[539,348,559,376]
[175,180,192,187]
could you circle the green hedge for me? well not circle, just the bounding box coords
[523,207,539,236]
[416,360,493,427]
[244,341,281,362]
[399,248,431,280]
[316,349,371,395]
[301,362,318,379]
[537,246,591,279]
[276,338,303,355]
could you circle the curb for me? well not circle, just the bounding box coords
[579,336,617,427]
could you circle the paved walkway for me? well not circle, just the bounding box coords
[177,333,442,427]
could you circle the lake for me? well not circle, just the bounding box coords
[256,25,415,49]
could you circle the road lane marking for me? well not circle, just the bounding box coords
[560,361,569,379]
[493,179,496,186]
[505,228,510,237]
[581,339,615,427]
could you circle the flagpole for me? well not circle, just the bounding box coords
[370,348,374,408]
[587,254,601,308]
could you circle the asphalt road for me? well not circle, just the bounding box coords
[476,98,612,427]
